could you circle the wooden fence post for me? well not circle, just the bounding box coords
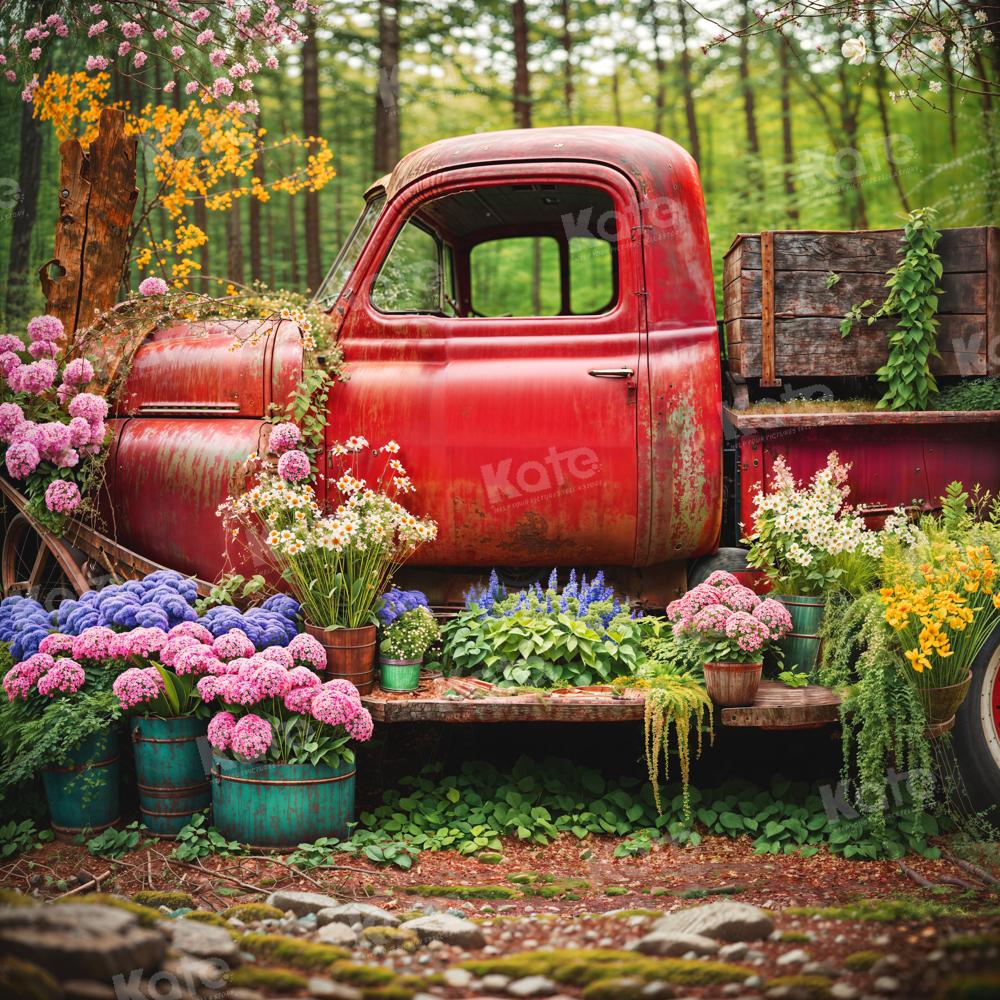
[39,108,137,335]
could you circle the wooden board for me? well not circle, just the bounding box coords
[720,681,841,730]
[724,405,1000,432]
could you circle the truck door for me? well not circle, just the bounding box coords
[329,163,645,568]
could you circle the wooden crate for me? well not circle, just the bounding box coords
[723,227,999,382]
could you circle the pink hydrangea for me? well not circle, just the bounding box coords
[0,403,25,442]
[287,666,322,689]
[173,645,217,676]
[724,612,771,656]
[26,314,63,343]
[277,449,310,483]
[719,585,761,613]
[45,480,81,514]
[113,666,165,709]
[0,334,24,355]
[82,422,106,453]
[67,417,92,448]
[2,653,53,700]
[108,627,167,660]
[260,645,294,668]
[63,357,95,387]
[67,392,109,426]
[0,352,21,378]
[283,686,318,714]
[251,663,292,698]
[55,448,79,469]
[268,422,301,454]
[5,441,39,479]
[28,340,58,360]
[288,633,326,671]
[230,657,256,679]
[689,603,731,634]
[138,276,168,297]
[34,421,72,461]
[72,626,117,662]
[160,634,201,667]
[37,658,85,697]
[345,707,374,742]
[230,713,272,760]
[325,678,362,699]
[57,382,77,406]
[196,675,219,702]
[168,621,213,644]
[38,633,75,656]
[207,710,237,750]
[9,359,57,394]
[666,583,723,623]
[213,629,256,661]
[310,685,362,726]
[703,570,741,590]
[753,598,793,640]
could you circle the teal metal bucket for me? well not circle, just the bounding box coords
[41,731,120,839]
[380,658,421,692]
[774,594,825,673]
[211,757,356,848]
[131,716,210,837]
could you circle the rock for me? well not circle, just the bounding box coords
[743,976,764,989]
[640,984,676,999]
[650,901,773,942]
[359,926,420,952]
[160,953,231,992]
[507,975,559,997]
[167,917,242,964]
[400,914,485,949]
[315,922,359,948]
[802,960,841,978]
[873,977,899,995]
[265,890,341,917]
[831,985,860,1000]
[775,948,811,966]
[0,903,167,981]
[721,986,743,997]
[316,902,400,929]
[220,989,264,1000]
[719,942,749,961]
[482,973,512,991]
[637,931,720,957]
[442,968,474,988]
[306,976,364,1000]
[62,982,116,1000]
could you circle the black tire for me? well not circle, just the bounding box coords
[687,547,750,588]
[952,625,1000,824]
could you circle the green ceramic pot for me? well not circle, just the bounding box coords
[774,594,825,673]
[379,658,421,692]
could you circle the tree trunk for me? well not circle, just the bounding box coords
[5,94,44,323]
[778,36,798,224]
[373,0,401,175]
[611,61,623,126]
[560,0,574,124]
[739,2,760,160]
[302,10,323,292]
[677,0,700,164]
[646,1,666,133]
[974,49,998,220]
[227,180,244,285]
[944,41,957,153]
[512,0,532,129]
[868,19,910,213]
[248,114,265,285]
[835,45,868,228]
[194,190,210,294]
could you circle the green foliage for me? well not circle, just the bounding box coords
[640,631,704,683]
[931,378,1000,412]
[842,208,944,411]
[0,819,50,859]
[285,837,340,870]
[777,670,810,688]
[941,481,972,532]
[195,573,268,614]
[172,813,244,862]
[84,822,145,859]
[379,606,440,661]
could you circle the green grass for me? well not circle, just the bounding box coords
[405,884,519,900]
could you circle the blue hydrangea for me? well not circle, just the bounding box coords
[377,588,429,626]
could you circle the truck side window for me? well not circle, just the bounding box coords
[470,237,560,317]
[568,237,615,315]
[371,221,442,314]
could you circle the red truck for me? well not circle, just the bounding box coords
[4,126,999,813]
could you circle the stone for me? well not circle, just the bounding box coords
[802,961,841,978]
[719,942,749,961]
[830,985,860,1000]
[649,902,773,942]
[507,975,559,997]
[442,968,474,988]
[743,976,764,988]
[400,914,485,949]
[873,977,899,995]
[637,931,719,956]
[775,948,810,966]
[160,953,231,993]
[167,917,242,964]
[315,922,359,947]
[481,973,512,991]
[722,986,743,998]
[220,989,264,1000]
[359,926,420,952]
[0,903,167,981]
[265,890,341,917]
[306,977,364,1000]
[316,902,400,929]
[640,984,676,999]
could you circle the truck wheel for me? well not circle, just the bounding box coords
[687,547,749,588]
[1,513,88,611]
[951,625,1000,823]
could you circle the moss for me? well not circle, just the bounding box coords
[944,935,1000,952]
[0,889,35,908]
[606,909,664,920]
[778,930,812,943]
[327,962,398,987]
[227,965,307,992]
[936,974,1000,999]
[361,988,414,1000]
[763,975,833,998]
[506,871,545,885]
[0,957,60,1000]
[406,884,519,900]
[784,896,982,923]
[132,890,194,910]
[581,976,646,999]
[394,909,425,923]
[477,852,504,864]
[221,902,286,922]
[461,948,748,987]
[843,950,883,970]
[182,910,228,927]
[360,926,421,952]
[56,893,161,927]
[528,877,590,899]
[604,887,629,897]
[671,885,746,899]
[238,932,351,970]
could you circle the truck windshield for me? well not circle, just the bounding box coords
[315,194,386,308]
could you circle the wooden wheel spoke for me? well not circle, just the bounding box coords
[27,541,52,591]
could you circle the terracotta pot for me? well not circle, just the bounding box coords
[304,622,376,694]
[916,670,973,726]
[704,660,762,707]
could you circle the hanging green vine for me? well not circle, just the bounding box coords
[644,675,714,822]
[840,207,944,411]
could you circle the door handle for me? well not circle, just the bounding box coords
[588,368,634,379]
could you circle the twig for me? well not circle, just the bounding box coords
[147,854,154,891]
[944,850,1000,887]
[898,861,938,888]
[238,855,327,889]
[53,870,111,900]
[936,873,983,891]
[167,856,271,896]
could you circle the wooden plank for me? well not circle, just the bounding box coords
[721,681,840,730]
[989,227,1000,376]
[728,315,987,378]
[759,231,780,387]
[724,405,1000,431]
[727,269,986,322]
[732,227,987,274]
